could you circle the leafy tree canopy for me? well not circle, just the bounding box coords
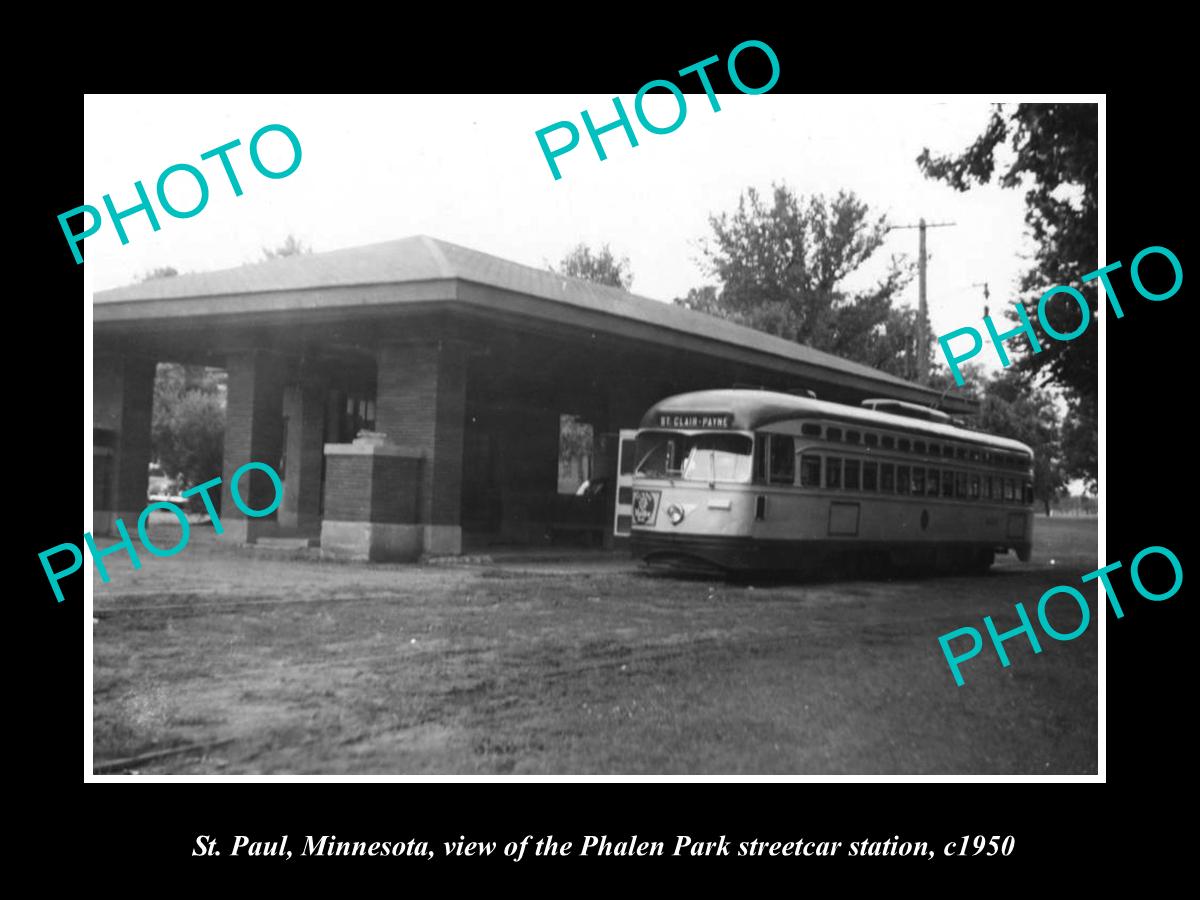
[931,364,1072,512]
[152,363,226,493]
[552,242,634,289]
[139,266,179,281]
[263,234,312,260]
[917,103,1097,483]
[677,185,926,380]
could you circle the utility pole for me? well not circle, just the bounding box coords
[888,218,956,385]
[972,282,991,355]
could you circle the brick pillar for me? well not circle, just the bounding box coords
[93,355,155,536]
[279,380,325,533]
[320,439,423,561]
[375,342,467,555]
[221,350,285,543]
[590,405,616,551]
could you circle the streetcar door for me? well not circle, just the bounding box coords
[613,429,638,537]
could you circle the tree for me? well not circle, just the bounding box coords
[152,363,226,495]
[263,234,312,260]
[552,243,634,289]
[917,103,1097,483]
[926,361,988,404]
[674,285,721,315]
[139,266,179,281]
[976,368,1068,515]
[558,414,595,489]
[680,185,925,379]
[930,362,1069,513]
[1065,393,1099,494]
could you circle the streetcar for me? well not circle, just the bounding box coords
[615,389,1034,574]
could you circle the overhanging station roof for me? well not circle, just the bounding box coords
[93,235,976,414]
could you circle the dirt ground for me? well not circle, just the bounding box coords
[91,516,1098,774]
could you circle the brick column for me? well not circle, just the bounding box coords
[279,380,325,533]
[93,355,155,536]
[320,438,423,561]
[221,350,285,543]
[375,342,467,555]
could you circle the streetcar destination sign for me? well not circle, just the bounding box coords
[657,412,734,429]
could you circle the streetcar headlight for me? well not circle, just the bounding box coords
[667,504,685,525]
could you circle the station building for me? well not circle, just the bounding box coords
[93,235,974,560]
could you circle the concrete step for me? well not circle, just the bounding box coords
[423,554,495,566]
[255,537,320,550]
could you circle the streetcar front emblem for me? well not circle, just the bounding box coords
[632,489,661,526]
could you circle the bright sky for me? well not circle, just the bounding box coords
[84,94,1038,362]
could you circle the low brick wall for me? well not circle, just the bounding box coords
[320,441,423,561]
[323,452,420,523]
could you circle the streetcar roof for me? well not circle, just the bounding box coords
[639,389,1033,457]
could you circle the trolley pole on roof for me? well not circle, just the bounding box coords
[888,218,956,386]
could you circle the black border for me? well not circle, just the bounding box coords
[19,22,1191,886]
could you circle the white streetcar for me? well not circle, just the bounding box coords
[614,389,1034,574]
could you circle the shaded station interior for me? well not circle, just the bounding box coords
[93,236,974,559]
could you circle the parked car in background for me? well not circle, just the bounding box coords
[147,463,187,505]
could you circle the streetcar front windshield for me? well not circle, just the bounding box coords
[633,431,753,483]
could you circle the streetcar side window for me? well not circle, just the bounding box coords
[827,427,843,443]
[911,466,924,495]
[898,438,911,453]
[914,440,927,454]
[881,463,895,493]
[896,465,910,495]
[956,471,968,499]
[799,453,822,487]
[845,430,861,445]
[864,433,879,448]
[970,474,981,500]
[941,469,954,498]
[1023,481,1034,505]
[768,434,795,485]
[1004,479,1015,502]
[881,435,895,450]
[844,458,861,491]
[826,457,842,489]
[863,461,878,492]
[986,476,996,500]
[927,467,940,497]
[801,423,822,437]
